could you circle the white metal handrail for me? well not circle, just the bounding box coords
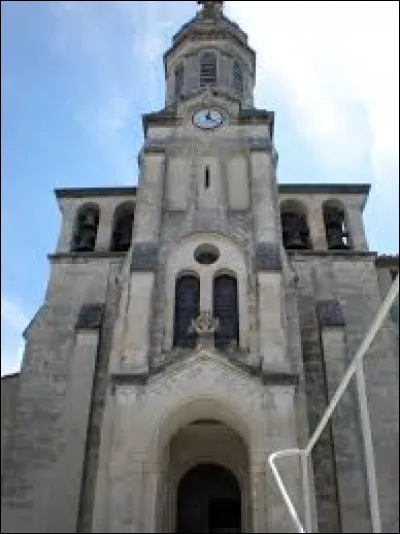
[268,273,399,533]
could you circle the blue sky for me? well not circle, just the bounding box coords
[1,1,399,375]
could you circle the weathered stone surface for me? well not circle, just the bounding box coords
[255,242,282,271]
[76,303,104,330]
[2,3,398,534]
[316,299,345,327]
[130,241,159,271]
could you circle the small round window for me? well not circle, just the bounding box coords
[194,244,220,265]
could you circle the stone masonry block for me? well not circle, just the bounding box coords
[130,242,159,272]
[255,242,282,271]
[76,304,104,330]
[316,299,345,327]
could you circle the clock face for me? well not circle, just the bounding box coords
[193,108,224,130]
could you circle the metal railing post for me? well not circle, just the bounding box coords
[267,274,399,533]
[268,449,305,533]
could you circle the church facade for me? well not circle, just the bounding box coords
[1,2,399,532]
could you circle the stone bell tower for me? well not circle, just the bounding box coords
[114,0,288,377]
[90,2,299,532]
[2,2,398,534]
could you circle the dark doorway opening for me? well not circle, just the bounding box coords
[176,464,241,533]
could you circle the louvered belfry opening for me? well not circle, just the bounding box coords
[200,52,217,86]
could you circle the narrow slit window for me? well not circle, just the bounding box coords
[205,167,210,189]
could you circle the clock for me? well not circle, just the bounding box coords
[193,108,224,130]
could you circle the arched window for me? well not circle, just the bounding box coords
[110,202,135,252]
[200,52,217,86]
[175,64,184,99]
[323,200,350,250]
[174,275,200,348]
[71,204,100,252]
[280,200,311,250]
[213,274,239,349]
[232,60,243,95]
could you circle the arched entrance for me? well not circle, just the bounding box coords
[158,418,250,532]
[176,464,241,533]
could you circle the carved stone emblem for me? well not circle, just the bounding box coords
[189,311,220,335]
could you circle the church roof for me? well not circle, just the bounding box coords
[163,3,255,73]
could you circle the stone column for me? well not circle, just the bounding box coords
[120,268,156,374]
[47,304,103,533]
[249,452,268,533]
[255,245,290,373]
[91,388,115,533]
[104,386,146,533]
[317,300,371,532]
[308,204,328,250]
[132,149,165,243]
[55,200,76,252]
[250,146,279,243]
[95,208,114,252]
[346,205,368,250]
[264,386,304,534]
[142,462,164,533]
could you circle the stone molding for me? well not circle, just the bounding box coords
[247,136,273,152]
[110,348,299,387]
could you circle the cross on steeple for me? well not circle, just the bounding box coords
[197,1,224,16]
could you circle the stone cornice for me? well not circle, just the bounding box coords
[48,251,127,262]
[54,183,372,200]
[236,109,275,137]
[142,110,181,136]
[287,250,377,259]
[279,183,370,196]
[55,187,137,199]
[375,255,399,268]
[1,372,20,380]
[110,349,299,387]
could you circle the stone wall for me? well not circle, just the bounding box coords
[0,256,125,533]
[1,373,19,477]
[291,251,399,533]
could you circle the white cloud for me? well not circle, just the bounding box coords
[48,1,176,182]
[1,296,29,332]
[45,1,398,248]
[1,295,28,376]
[226,0,399,182]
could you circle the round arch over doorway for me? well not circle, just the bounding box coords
[158,418,251,533]
[177,463,241,533]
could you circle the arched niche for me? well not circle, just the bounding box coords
[280,199,312,250]
[110,201,135,252]
[71,203,100,252]
[322,199,351,250]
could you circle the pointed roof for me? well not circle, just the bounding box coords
[164,1,255,72]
